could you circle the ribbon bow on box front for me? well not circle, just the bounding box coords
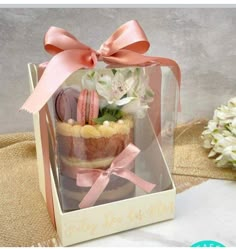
[21,19,181,113]
[76,143,156,209]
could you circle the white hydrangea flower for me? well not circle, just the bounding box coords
[216,145,236,167]
[228,97,236,107]
[208,120,218,131]
[202,134,213,149]
[213,136,236,154]
[202,97,236,169]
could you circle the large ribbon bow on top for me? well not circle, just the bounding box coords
[21,19,181,113]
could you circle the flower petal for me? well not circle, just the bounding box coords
[115,97,135,106]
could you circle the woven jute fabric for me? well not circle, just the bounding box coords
[0,132,58,247]
[173,175,207,193]
[173,120,236,181]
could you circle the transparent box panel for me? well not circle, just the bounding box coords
[46,64,178,212]
[159,66,179,169]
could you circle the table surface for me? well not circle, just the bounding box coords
[74,179,236,247]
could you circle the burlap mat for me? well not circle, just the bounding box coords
[1,123,231,247]
[173,120,236,180]
[0,133,59,247]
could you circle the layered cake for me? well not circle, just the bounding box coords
[53,68,155,211]
[54,87,135,211]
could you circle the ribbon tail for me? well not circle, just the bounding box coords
[150,56,181,112]
[20,49,95,113]
[79,173,110,209]
[111,143,140,169]
[38,61,48,79]
[116,169,156,193]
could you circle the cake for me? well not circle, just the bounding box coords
[54,88,135,211]
[53,68,154,211]
[56,119,135,211]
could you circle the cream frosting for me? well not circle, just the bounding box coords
[56,115,133,138]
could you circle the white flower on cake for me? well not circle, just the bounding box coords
[79,67,154,119]
[96,71,135,106]
[201,97,236,169]
[127,68,154,103]
[81,70,135,106]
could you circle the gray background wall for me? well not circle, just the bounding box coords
[1,8,236,134]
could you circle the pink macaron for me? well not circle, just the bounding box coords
[77,89,99,125]
[55,87,80,122]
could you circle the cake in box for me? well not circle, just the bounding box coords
[22,20,181,245]
[52,67,154,211]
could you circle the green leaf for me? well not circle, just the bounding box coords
[112,69,117,75]
[87,71,95,80]
[93,113,118,124]
[116,110,123,119]
[224,124,231,132]
[98,80,107,85]
[125,70,132,78]
[94,106,124,124]
[146,89,155,98]
[135,67,140,74]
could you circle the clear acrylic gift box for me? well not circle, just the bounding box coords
[29,62,179,245]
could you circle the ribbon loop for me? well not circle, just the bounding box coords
[44,26,92,55]
[110,143,140,169]
[100,20,150,56]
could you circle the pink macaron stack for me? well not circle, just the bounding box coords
[77,89,99,126]
[55,88,100,126]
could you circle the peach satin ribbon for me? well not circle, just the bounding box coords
[76,143,156,209]
[21,20,181,113]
